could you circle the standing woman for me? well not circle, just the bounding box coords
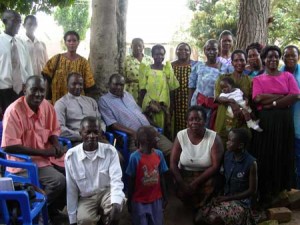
[251,45,300,204]
[189,39,230,128]
[281,45,300,188]
[214,50,252,146]
[139,44,179,135]
[42,30,96,104]
[124,38,153,102]
[172,42,197,135]
[217,30,234,66]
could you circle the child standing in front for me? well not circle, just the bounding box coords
[126,126,168,225]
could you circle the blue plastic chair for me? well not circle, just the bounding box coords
[113,127,163,166]
[0,154,48,225]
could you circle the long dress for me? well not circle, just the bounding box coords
[42,54,95,104]
[251,71,300,201]
[124,54,153,102]
[172,60,197,135]
[139,61,179,129]
[214,73,252,146]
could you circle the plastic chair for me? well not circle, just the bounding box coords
[58,137,72,149]
[105,131,114,145]
[0,153,48,225]
[113,127,163,166]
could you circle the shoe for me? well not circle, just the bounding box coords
[49,209,69,225]
[247,120,263,132]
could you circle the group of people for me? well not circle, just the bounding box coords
[122,30,300,225]
[1,8,300,225]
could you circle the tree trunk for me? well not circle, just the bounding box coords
[90,0,128,94]
[236,0,270,50]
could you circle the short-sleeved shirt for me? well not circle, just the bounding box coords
[99,91,150,131]
[42,54,95,103]
[126,149,168,203]
[189,61,231,106]
[252,71,300,110]
[124,54,153,101]
[1,97,61,173]
[281,64,300,139]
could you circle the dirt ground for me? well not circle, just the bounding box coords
[119,186,300,225]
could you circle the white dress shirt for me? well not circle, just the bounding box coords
[65,143,124,224]
[23,36,48,75]
[0,33,33,89]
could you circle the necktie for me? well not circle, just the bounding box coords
[11,38,23,94]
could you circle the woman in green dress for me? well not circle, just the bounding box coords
[139,44,179,136]
[124,38,153,102]
[214,50,252,147]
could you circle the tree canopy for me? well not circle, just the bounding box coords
[0,0,74,14]
[188,0,300,49]
[54,0,90,40]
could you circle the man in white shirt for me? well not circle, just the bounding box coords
[65,116,125,225]
[23,15,48,76]
[0,10,33,114]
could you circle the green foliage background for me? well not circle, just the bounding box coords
[54,0,90,41]
[187,0,300,49]
[0,0,74,14]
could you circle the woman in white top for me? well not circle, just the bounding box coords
[170,106,224,211]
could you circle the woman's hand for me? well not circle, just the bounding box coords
[230,102,243,118]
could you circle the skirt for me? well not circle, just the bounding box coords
[250,108,295,201]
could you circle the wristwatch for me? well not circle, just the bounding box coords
[272,101,277,107]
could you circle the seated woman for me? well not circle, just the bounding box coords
[170,106,224,218]
[196,128,257,225]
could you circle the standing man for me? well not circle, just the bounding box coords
[23,15,48,76]
[0,10,33,114]
[65,116,125,225]
[1,75,66,222]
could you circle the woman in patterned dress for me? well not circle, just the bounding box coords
[139,44,179,136]
[172,42,197,136]
[189,39,231,129]
[124,38,152,102]
[42,30,96,104]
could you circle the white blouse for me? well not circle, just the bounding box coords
[178,128,216,171]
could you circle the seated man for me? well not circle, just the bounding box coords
[54,72,106,144]
[65,116,125,225]
[98,73,173,156]
[1,75,67,221]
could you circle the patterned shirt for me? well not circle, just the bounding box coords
[99,91,150,131]
[124,54,153,102]
[189,61,231,106]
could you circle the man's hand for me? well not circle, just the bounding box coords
[54,145,67,158]
[103,203,122,225]
[43,145,66,158]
